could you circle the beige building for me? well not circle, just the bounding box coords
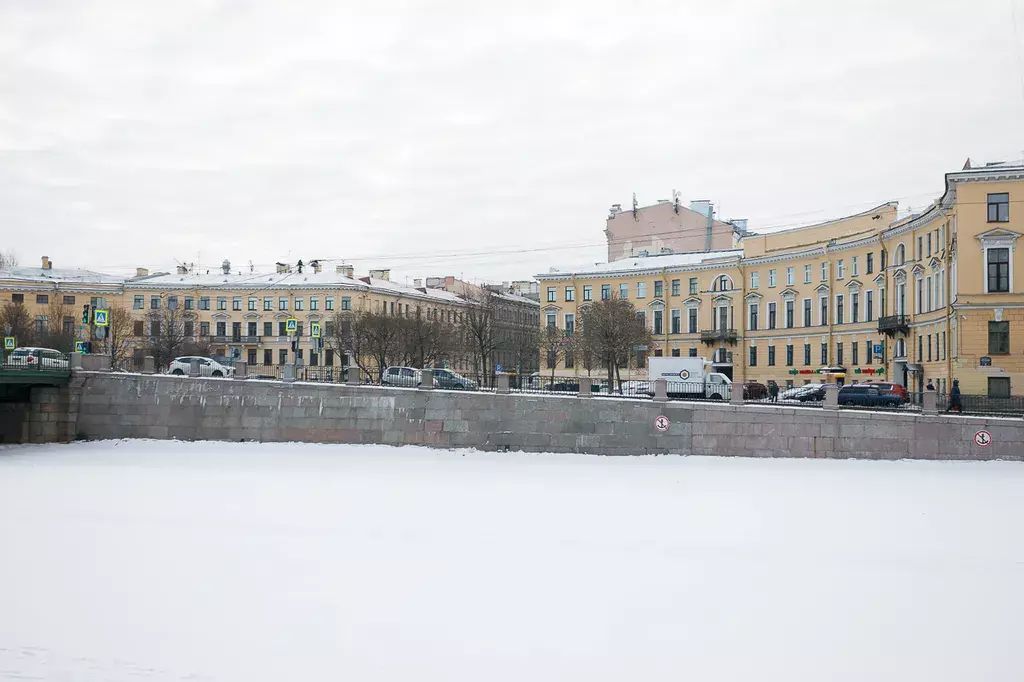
[538,160,1024,398]
[604,196,748,262]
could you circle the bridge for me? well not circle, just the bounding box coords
[0,360,71,387]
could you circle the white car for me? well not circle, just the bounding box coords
[6,347,70,369]
[381,366,437,388]
[780,383,822,400]
[167,356,235,377]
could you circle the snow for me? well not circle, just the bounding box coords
[540,249,742,278]
[1,440,1023,682]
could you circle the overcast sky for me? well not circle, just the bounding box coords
[2,0,1023,285]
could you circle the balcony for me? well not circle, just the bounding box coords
[240,336,261,344]
[699,328,738,345]
[877,315,910,336]
[212,335,229,343]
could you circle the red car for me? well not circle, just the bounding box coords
[866,381,910,403]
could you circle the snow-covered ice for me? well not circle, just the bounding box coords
[1,440,1023,681]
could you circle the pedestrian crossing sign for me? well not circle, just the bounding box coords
[93,309,109,327]
[3,337,14,350]
[286,318,298,334]
[310,322,321,338]
[75,341,87,353]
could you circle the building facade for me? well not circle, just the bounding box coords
[604,197,748,262]
[538,161,1024,397]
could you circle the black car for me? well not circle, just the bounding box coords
[838,385,901,408]
[796,384,827,402]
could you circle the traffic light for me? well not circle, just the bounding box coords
[82,304,90,324]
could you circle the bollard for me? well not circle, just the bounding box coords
[578,378,591,397]
[653,378,668,402]
[419,368,434,389]
[496,373,510,395]
[347,366,361,386]
[143,355,156,375]
[189,358,201,377]
[824,384,839,410]
[730,383,744,405]
[283,363,295,382]
[923,390,938,414]
[234,361,247,379]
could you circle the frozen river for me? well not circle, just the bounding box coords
[1,440,1022,681]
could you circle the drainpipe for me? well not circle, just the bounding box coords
[704,203,714,252]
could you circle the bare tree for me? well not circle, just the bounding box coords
[0,301,33,348]
[508,326,539,376]
[578,297,652,389]
[144,306,200,368]
[345,310,405,382]
[32,299,76,353]
[400,313,451,369]
[106,305,137,368]
[540,325,577,383]
[0,250,17,269]
[461,289,502,382]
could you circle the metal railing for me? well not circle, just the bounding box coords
[245,364,286,380]
[937,392,1024,417]
[878,315,910,335]
[838,390,922,413]
[700,328,738,344]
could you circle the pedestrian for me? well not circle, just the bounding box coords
[926,379,935,391]
[769,381,779,403]
[946,379,963,413]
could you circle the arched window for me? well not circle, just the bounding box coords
[895,243,905,266]
[714,275,732,291]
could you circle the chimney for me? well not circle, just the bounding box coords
[41,256,52,270]
[136,267,149,277]
[413,278,422,288]
[336,264,354,277]
[369,268,390,281]
[221,258,231,275]
[176,265,189,275]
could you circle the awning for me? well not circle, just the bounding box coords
[906,364,923,372]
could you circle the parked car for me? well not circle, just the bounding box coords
[742,381,769,400]
[795,384,827,402]
[167,356,235,377]
[431,368,476,390]
[6,347,69,369]
[866,381,910,403]
[381,366,437,388]
[780,383,820,401]
[838,385,902,408]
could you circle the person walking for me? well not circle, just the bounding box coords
[769,381,779,403]
[946,379,963,413]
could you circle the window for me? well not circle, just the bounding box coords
[927,333,932,361]
[671,279,680,296]
[804,265,812,283]
[232,322,242,340]
[294,298,304,311]
[852,293,859,323]
[786,344,794,366]
[635,349,647,369]
[917,334,923,362]
[836,342,843,365]
[852,256,858,276]
[133,295,144,309]
[565,313,576,336]
[200,321,210,336]
[34,294,48,305]
[583,285,592,301]
[565,286,575,302]
[601,284,611,300]
[989,376,1011,398]
[232,297,242,311]
[619,283,628,299]
[926,233,932,257]
[768,269,777,287]
[636,311,646,328]
[768,345,776,366]
[216,321,226,337]
[279,321,287,336]
[151,296,161,309]
[820,297,828,326]
[133,320,144,336]
[654,281,663,298]
[168,295,178,310]
[989,321,1010,354]
[279,297,288,310]
[296,322,304,337]
[689,278,697,295]
[687,308,697,334]
[546,313,556,328]
[279,349,288,365]
[264,322,273,337]
[717,275,729,291]
[217,296,226,311]
[749,346,757,367]
[768,302,777,329]
[672,348,680,357]
[837,260,844,279]
[341,296,351,311]
[60,295,75,305]
[988,193,1010,222]
[310,297,319,311]
[916,279,923,313]
[895,244,905,265]
[785,300,794,328]
[653,310,662,335]
[748,303,758,331]
[926,276,932,311]
[325,296,335,311]
[987,248,1010,293]
[803,344,811,366]
[11,293,23,303]
[750,272,759,289]
[836,294,844,324]
[803,298,812,326]
[636,282,645,299]
[784,267,793,286]
[547,287,556,302]
[941,331,946,360]
[263,297,272,311]
[821,262,828,281]
[852,342,859,366]
[150,320,161,336]
[185,296,194,310]
[866,291,874,321]
[248,297,257,311]
[671,309,681,334]
[565,350,575,368]
[688,347,698,357]
[867,252,874,274]
[821,343,828,365]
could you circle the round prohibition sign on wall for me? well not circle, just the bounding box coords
[974,430,992,447]
[654,415,670,432]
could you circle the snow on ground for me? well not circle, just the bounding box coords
[1,441,1023,682]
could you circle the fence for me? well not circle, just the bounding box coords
[937,392,1024,417]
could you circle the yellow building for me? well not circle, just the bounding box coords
[537,160,1024,397]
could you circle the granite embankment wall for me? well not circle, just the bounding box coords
[66,372,1024,460]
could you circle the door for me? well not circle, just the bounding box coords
[718,307,728,331]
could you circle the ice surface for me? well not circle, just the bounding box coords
[1,440,1023,681]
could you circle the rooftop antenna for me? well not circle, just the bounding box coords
[249,260,254,273]
[632,192,639,222]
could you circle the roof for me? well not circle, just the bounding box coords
[0,266,125,286]
[363,278,468,305]
[538,249,743,279]
[494,291,540,306]
[127,269,365,291]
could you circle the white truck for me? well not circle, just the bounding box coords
[647,357,733,401]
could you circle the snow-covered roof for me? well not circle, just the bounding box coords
[0,266,125,287]
[538,250,743,279]
[364,278,467,305]
[127,269,365,291]
[494,291,540,306]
